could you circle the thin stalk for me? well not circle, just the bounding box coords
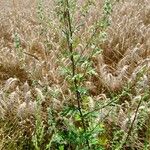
[121,93,149,149]
[121,97,143,149]
[64,0,90,148]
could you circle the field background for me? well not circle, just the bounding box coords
[0,0,150,149]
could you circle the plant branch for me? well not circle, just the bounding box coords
[122,97,143,148]
[23,51,40,61]
[64,0,90,148]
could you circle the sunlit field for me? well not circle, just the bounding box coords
[0,0,150,149]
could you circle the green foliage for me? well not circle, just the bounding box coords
[44,0,113,149]
[32,96,45,150]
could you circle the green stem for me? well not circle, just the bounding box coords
[64,0,90,148]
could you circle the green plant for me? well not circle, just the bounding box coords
[32,95,44,150]
[45,0,113,149]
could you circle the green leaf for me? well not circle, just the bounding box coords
[87,68,97,75]
[74,113,81,121]
[59,145,64,150]
[77,86,88,95]
[72,74,84,82]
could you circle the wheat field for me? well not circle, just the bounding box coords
[0,0,150,149]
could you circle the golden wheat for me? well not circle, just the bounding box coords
[0,0,149,149]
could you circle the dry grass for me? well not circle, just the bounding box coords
[0,0,150,149]
[97,0,150,91]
